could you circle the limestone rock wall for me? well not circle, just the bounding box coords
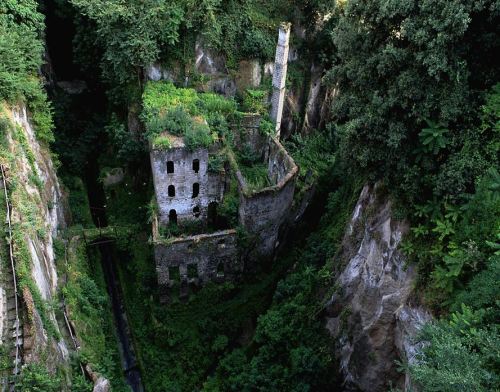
[0,104,69,377]
[325,184,431,391]
[144,34,333,138]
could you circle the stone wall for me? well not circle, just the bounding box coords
[150,144,225,225]
[237,137,298,258]
[267,136,296,184]
[270,23,291,136]
[232,114,267,158]
[154,229,241,301]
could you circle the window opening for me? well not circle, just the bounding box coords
[192,183,200,198]
[168,185,175,197]
[167,161,174,173]
[193,159,200,173]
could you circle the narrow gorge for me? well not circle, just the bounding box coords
[0,1,498,391]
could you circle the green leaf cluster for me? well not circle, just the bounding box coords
[0,0,54,143]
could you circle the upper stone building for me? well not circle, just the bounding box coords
[150,134,224,225]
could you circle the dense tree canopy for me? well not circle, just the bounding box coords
[326,0,499,203]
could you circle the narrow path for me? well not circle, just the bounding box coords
[0,165,23,389]
[85,165,144,392]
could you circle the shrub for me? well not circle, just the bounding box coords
[184,122,214,151]
[152,135,172,150]
[16,363,61,392]
[242,89,268,114]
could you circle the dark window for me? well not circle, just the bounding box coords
[187,264,198,279]
[168,185,175,197]
[192,159,200,173]
[192,183,200,198]
[169,266,180,282]
[217,263,225,277]
[193,206,200,218]
[208,202,218,228]
[169,209,177,224]
[167,161,174,173]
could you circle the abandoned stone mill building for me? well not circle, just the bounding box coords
[149,24,299,301]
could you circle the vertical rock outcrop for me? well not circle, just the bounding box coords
[0,104,69,379]
[325,184,431,391]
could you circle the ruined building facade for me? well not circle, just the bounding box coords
[150,122,298,301]
[150,136,225,225]
[150,23,297,302]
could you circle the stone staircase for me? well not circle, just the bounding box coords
[0,260,23,391]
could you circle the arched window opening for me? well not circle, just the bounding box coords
[169,209,177,224]
[208,202,218,228]
[168,185,175,197]
[167,161,174,173]
[168,266,180,282]
[217,262,225,277]
[187,264,198,279]
[192,159,200,173]
[193,206,200,218]
[192,183,200,198]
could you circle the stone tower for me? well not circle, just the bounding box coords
[270,22,291,138]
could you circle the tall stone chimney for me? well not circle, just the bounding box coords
[270,22,291,138]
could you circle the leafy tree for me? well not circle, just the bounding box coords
[410,313,500,392]
[0,0,54,142]
[325,0,499,203]
[15,363,61,392]
[70,0,186,86]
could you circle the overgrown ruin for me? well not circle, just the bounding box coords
[150,113,298,301]
[148,24,299,301]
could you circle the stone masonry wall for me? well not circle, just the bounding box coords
[237,137,298,258]
[270,23,291,136]
[267,136,295,184]
[154,230,241,301]
[150,145,224,225]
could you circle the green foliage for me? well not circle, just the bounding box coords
[15,363,61,392]
[207,266,335,391]
[60,239,129,390]
[407,168,500,305]
[410,316,499,391]
[241,89,268,115]
[326,0,499,205]
[285,128,336,199]
[152,135,172,150]
[217,176,239,227]
[70,0,186,87]
[418,120,450,155]
[63,176,94,227]
[198,93,238,115]
[0,0,54,143]
[142,82,232,150]
[200,0,289,69]
[239,162,270,191]
[208,153,226,173]
[184,122,215,151]
[0,0,43,102]
[105,114,145,163]
[258,117,274,136]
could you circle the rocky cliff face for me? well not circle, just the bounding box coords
[325,184,431,391]
[145,36,333,137]
[0,104,70,380]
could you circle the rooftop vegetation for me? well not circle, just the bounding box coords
[142,81,238,151]
[143,82,276,195]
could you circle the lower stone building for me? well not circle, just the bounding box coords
[150,125,298,301]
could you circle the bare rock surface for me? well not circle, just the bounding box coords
[326,184,431,391]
